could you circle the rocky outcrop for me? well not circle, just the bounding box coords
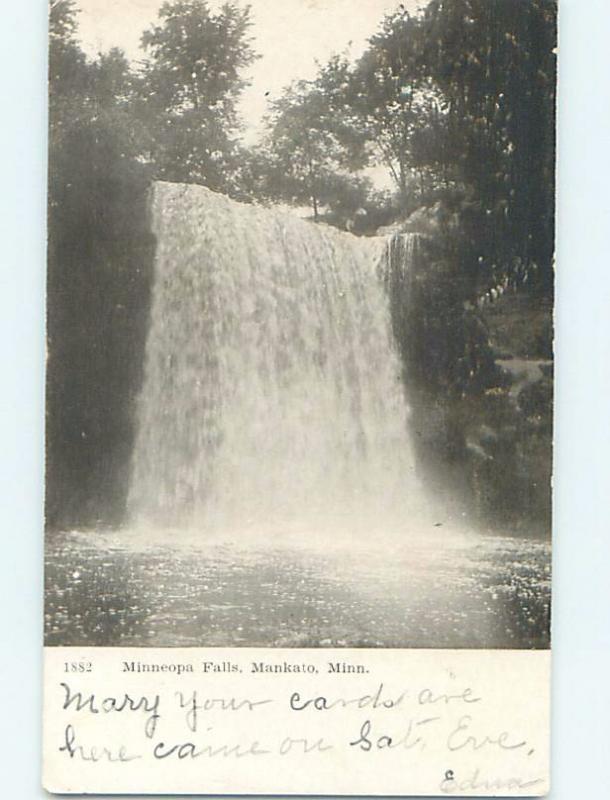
[386,234,553,534]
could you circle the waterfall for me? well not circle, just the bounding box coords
[128,182,428,539]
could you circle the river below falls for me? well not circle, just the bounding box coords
[45,528,550,649]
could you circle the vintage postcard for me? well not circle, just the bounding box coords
[44,0,556,795]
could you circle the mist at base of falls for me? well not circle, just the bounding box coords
[45,527,550,648]
[127,182,435,540]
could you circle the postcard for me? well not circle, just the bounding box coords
[43,0,556,794]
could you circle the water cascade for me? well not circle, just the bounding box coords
[128,182,428,540]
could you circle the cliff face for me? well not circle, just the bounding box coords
[46,172,156,530]
[386,234,553,535]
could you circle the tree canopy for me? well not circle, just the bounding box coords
[136,0,258,192]
[253,62,370,220]
[48,0,557,281]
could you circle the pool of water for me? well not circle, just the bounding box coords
[45,528,550,648]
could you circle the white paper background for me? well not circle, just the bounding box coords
[1,1,609,798]
[42,647,551,796]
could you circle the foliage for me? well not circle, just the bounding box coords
[256,61,370,220]
[136,0,258,192]
[264,1,556,294]
[349,10,446,198]
[351,0,557,294]
[47,1,154,528]
[49,1,86,85]
[418,0,557,296]
[46,0,556,530]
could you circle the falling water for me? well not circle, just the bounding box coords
[128,182,427,540]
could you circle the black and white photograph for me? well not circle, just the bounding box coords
[45,0,556,651]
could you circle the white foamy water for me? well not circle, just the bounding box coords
[128,182,428,539]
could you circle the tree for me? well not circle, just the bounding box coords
[260,60,369,221]
[47,1,154,528]
[347,10,451,201]
[49,1,86,84]
[339,0,556,294]
[418,0,557,294]
[136,0,258,193]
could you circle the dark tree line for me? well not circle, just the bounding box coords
[260,0,556,298]
[47,1,153,527]
[49,0,557,290]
